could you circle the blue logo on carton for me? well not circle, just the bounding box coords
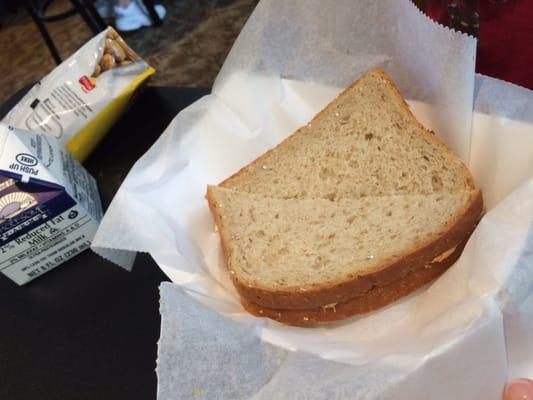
[0,176,74,246]
[15,153,38,167]
[8,153,40,177]
[0,191,38,223]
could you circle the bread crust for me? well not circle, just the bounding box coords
[240,247,460,325]
[208,188,483,310]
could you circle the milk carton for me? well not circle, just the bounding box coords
[0,123,102,285]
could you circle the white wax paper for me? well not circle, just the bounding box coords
[91,0,533,398]
[471,74,533,209]
[158,282,508,400]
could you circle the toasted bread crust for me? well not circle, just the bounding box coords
[208,188,482,310]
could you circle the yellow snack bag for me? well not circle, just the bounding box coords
[3,27,154,162]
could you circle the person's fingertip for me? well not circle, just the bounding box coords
[504,378,533,400]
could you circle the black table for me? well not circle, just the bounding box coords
[0,86,210,400]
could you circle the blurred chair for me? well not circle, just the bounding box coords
[23,0,162,65]
[142,0,162,27]
[23,0,106,64]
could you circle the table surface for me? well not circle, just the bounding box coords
[0,86,209,400]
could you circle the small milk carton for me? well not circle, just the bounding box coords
[0,123,102,285]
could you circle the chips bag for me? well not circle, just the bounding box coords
[3,27,154,162]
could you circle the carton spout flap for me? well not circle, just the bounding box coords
[0,123,61,187]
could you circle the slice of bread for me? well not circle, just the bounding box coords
[207,69,483,324]
[221,69,475,200]
[207,186,482,315]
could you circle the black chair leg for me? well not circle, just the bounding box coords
[86,2,108,30]
[24,3,62,64]
[142,0,162,26]
[69,0,106,34]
